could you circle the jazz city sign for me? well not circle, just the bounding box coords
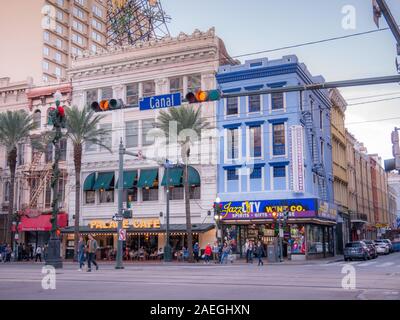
[219,199,320,220]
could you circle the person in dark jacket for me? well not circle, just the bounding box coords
[77,235,86,271]
[256,241,265,266]
[193,242,200,262]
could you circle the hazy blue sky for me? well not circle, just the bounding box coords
[162,0,400,161]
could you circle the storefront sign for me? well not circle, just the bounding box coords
[318,201,337,221]
[290,125,305,193]
[88,219,161,230]
[219,199,318,220]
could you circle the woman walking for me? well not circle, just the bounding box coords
[256,241,265,266]
[204,243,212,264]
[77,235,86,271]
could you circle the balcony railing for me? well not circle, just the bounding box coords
[350,212,368,222]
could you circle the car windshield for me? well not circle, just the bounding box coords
[363,240,372,244]
[345,243,361,248]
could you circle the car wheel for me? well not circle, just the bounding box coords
[344,257,348,261]
[363,254,368,261]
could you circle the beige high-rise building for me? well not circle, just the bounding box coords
[0,0,108,84]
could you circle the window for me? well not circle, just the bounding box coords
[321,141,324,163]
[43,75,49,83]
[143,80,155,98]
[250,167,262,179]
[45,182,52,208]
[142,172,159,201]
[271,92,284,110]
[75,0,85,6]
[126,83,139,107]
[73,7,85,19]
[60,138,67,161]
[57,0,64,7]
[101,87,112,100]
[249,125,262,158]
[92,19,102,31]
[100,124,112,151]
[92,31,102,42]
[17,143,25,166]
[190,186,201,199]
[227,169,239,181]
[91,44,97,53]
[72,46,83,56]
[249,95,261,113]
[142,119,156,146]
[55,67,62,77]
[43,31,50,42]
[169,77,183,95]
[33,110,41,128]
[319,109,323,130]
[55,52,62,62]
[72,33,83,45]
[125,121,138,148]
[273,166,286,178]
[92,5,103,18]
[73,20,84,33]
[4,182,10,202]
[170,187,184,200]
[273,123,285,156]
[45,144,53,163]
[226,97,238,116]
[187,74,201,93]
[56,38,63,49]
[56,11,63,22]
[99,190,114,203]
[56,24,63,34]
[227,128,239,160]
[85,191,95,204]
[86,89,98,107]
[42,61,49,70]
[43,46,50,56]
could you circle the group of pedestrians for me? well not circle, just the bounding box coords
[77,234,99,272]
[0,242,45,263]
[245,239,266,266]
[0,243,12,262]
[192,241,234,264]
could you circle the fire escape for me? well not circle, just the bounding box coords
[301,106,328,201]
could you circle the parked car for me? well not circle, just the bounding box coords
[344,241,370,261]
[374,240,390,255]
[362,240,378,259]
[382,239,393,253]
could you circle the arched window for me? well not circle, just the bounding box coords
[33,110,41,129]
[4,181,10,202]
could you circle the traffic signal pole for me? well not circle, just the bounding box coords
[375,0,400,49]
[115,140,124,269]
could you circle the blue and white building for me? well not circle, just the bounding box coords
[216,55,337,260]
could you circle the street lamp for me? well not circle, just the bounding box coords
[12,213,21,261]
[214,197,222,244]
[46,90,65,269]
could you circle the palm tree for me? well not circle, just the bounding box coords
[65,106,112,260]
[157,106,210,263]
[0,110,36,243]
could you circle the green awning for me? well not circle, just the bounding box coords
[93,172,114,190]
[161,167,183,186]
[116,171,138,189]
[188,166,200,186]
[83,173,96,191]
[137,169,158,188]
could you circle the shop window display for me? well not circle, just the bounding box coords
[307,225,324,254]
[290,224,305,254]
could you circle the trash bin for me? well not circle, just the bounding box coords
[267,244,278,263]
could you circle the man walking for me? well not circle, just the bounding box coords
[35,245,42,262]
[248,240,254,264]
[86,234,99,272]
[245,239,250,263]
[212,241,219,264]
[193,242,200,262]
[77,235,86,271]
[256,241,265,266]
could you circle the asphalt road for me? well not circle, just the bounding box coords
[0,253,399,300]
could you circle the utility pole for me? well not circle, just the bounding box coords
[374,0,400,50]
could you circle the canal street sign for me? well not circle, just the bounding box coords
[139,93,181,111]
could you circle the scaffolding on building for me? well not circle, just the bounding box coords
[107,0,170,46]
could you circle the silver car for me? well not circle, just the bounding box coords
[374,240,390,255]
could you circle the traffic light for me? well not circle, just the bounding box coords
[91,98,124,112]
[185,89,221,104]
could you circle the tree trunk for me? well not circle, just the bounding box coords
[182,142,194,263]
[7,147,17,244]
[73,143,82,262]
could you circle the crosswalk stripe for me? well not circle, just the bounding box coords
[357,261,377,267]
[376,262,394,267]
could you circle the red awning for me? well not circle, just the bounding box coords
[17,213,68,232]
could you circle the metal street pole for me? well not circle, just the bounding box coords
[375,0,400,48]
[279,216,283,263]
[115,139,124,269]
[164,161,172,262]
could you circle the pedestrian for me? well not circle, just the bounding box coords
[248,240,254,264]
[204,243,212,264]
[35,245,42,262]
[193,242,200,262]
[77,235,86,271]
[256,241,265,266]
[29,244,34,260]
[43,243,48,261]
[17,243,22,261]
[220,243,229,264]
[245,239,250,263]
[5,245,12,262]
[86,234,99,272]
[212,241,219,264]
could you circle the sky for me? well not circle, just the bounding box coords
[162,0,400,162]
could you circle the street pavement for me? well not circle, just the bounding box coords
[0,252,399,300]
